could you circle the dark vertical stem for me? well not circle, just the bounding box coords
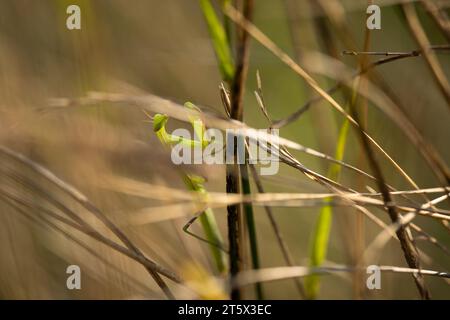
[230,0,254,121]
[227,0,254,300]
[226,159,242,300]
[240,162,263,299]
[349,103,430,300]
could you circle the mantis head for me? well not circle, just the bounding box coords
[153,114,169,133]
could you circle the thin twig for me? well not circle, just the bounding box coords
[274,45,450,128]
[250,73,306,298]
[348,95,430,299]
[403,1,450,110]
[232,264,450,289]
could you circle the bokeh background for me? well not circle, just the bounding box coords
[0,0,449,299]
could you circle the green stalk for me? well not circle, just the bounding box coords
[240,163,263,299]
[221,0,233,48]
[305,81,356,299]
[199,0,234,83]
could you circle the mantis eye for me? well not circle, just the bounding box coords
[153,114,169,132]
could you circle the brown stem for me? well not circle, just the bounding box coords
[227,0,254,300]
[403,2,450,111]
[230,0,254,121]
[349,103,430,300]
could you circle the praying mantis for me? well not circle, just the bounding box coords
[151,102,227,274]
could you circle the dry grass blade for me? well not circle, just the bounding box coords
[248,74,306,298]
[101,174,450,264]
[0,184,181,283]
[2,198,155,297]
[299,51,450,190]
[223,4,432,203]
[0,146,181,298]
[99,175,450,219]
[232,264,450,288]
[348,86,430,298]
[273,45,450,128]
[403,1,450,110]
[420,0,450,42]
[2,0,449,300]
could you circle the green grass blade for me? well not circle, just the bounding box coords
[199,0,234,83]
[305,83,355,299]
[305,203,333,299]
[240,164,263,299]
[221,0,232,50]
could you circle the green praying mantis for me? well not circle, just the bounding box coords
[151,102,227,274]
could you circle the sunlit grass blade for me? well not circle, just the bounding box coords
[305,204,333,299]
[199,0,234,83]
[305,83,354,299]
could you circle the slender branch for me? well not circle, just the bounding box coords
[232,265,450,289]
[274,45,450,128]
[342,46,450,56]
[247,164,306,298]
[226,0,254,300]
[252,72,306,298]
[230,0,254,121]
[403,2,450,110]
[349,97,430,299]
[272,46,450,191]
